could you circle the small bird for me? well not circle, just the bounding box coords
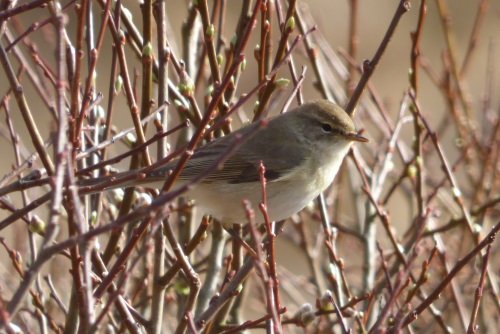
[85,100,368,225]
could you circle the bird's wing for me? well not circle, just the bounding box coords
[147,120,306,184]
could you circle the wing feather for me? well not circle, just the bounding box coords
[146,113,307,184]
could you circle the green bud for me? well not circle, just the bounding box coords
[93,105,106,119]
[206,84,214,97]
[178,82,194,97]
[90,211,98,225]
[206,24,215,37]
[178,72,195,97]
[318,290,333,311]
[118,29,126,41]
[230,34,238,48]
[285,16,295,31]
[142,42,153,56]
[240,58,247,72]
[415,155,423,169]
[125,133,136,146]
[275,78,290,89]
[174,279,190,295]
[98,106,106,118]
[254,44,261,61]
[407,164,417,178]
[114,75,123,93]
[216,54,223,65]
[174,99,183,108]
[472,223,482,234]
[29,215,46,234]
[253,101,260,113]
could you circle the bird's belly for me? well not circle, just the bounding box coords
[187,177,319,226]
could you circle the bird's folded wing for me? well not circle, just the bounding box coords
[147,127,306,184]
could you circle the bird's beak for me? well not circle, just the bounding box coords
[345,132,369,143]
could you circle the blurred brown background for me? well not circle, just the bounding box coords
[0,0,499,332]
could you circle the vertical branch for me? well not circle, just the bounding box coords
[0,41,54,174]
[409,0,426,97]
[466,244,491,334]
[150,0,169,332]
[257,2,269,84]
[194,0,232,134]
[140,0,153,134]
[409,0,427,242]
[459,0,489,76]
[435,0,474,121]
[346,0,358,97]
[258,162,282,333]
[68,0,86,155]
[163,218,201,334]
[182,3,201,78]
[253,0,296,120]
[194,221,226,316]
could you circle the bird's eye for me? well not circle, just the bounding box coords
[321,123,333,132]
